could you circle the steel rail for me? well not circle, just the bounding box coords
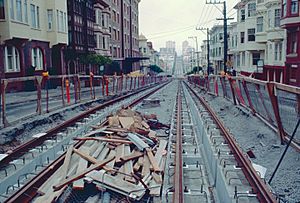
[4,81,170,203]
[173,83,184,203]
[185,82,276,203]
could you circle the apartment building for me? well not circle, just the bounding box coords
[94,0,110,57]
[200,40,208,72]
[138,34,160,74]
[159,41,176,74]
[209,25,224,74]
[280,0,300,86]
[0,0,68,79]
[109,0,140,73]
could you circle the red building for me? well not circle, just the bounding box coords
[281,0,300,86]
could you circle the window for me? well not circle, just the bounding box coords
[0,0,5,19]
[47,10,53,30]
[242,52,245,65]
[275,43,278,61]
[268,10,272,28]
[282,0,287,16]
[59,11,63,31]
[219,33,223,41]
[24,0,28,23]
[64,12,67,32]
[274,9,281,27]
[103,37,106,49]
[290,31,297,54]
[257,0,264,3]
[241,9,245,22]
[274,42,283,61]
[257,17,263,32]
[248,3,256,17]
[248,28,255,41]
[291,0,298,14]
[236,54,240,67]
[56,10,59,30]
[31,48,44,70]
[30,4,37,28]
[4,46,20,72]
[10,0,14,19]
[240,32,245,43]
[36,6,39,28]
[252,53,260,65]
[16,0,22,21]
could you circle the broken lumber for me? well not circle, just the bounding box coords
[74,137,132,144]
[146,148,161,172]
[53,156,115,191]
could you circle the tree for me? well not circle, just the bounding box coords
[149,65,164,73]
[79,54,112,66]
[186,66,203,75]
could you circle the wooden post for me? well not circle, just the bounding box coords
[228,77,237,105]
[61,77,65,107]
[267,83,285,144]
[36,76,43,115]
[1,80,9,127]
[242,80,256,114]
[256,84,273,122]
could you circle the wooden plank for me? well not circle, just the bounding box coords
[60,146,73,179]
[73,146,89,190]
[106,127,128,133]
[141,121,150,129]
[53,156,115,191]
[154,140,168,170]
[74,137,132,144]
[86,170,146,200]
[119,116,135,129]
[146,148,160,172]
[120,150,143,162]
[92,142,106,159]
[152,172,162,184]
[133,156,143,172]
[123,145,135,183]
[108,116,120,126]
[115,144,125,164]
[142,154,150,177]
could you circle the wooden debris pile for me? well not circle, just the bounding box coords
[34,108,168,202]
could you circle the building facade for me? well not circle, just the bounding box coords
[138,34,160,74]
[159,41,176,74]
[109,0,140,73]
[209,25,224,74]
[281,0,300,86]
[0,0,68,79]
[94,0,110,57]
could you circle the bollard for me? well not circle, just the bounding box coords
[65,79,70,104]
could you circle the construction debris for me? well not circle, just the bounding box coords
[34,108,169,202]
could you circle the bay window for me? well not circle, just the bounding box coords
[31,47,44,70]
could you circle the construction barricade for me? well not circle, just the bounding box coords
[188,75,300,150]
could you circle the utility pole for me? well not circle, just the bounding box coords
[206,0,233,73]
[188,36,200,74]
[196,27,210,74]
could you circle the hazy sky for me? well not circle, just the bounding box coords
[139,0,239,54]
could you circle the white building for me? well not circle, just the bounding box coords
[209,25,224,74]
[138,34,160,74]
[230,0,286,80]
[0,0,68,78]
[200,40,208,72]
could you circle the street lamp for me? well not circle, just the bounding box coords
[188,36,200,74]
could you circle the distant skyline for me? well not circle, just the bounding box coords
[139,0,239,54]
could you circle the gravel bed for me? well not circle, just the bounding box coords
[201,91,300,203]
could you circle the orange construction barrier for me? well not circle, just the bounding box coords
[66,79,70,104]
